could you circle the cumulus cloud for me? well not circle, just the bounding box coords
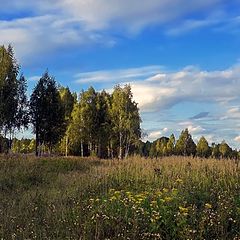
[73,63,240,147]
[147,131,162,141]
[234,136,240,142]
[131,64,240,112]
[178,121,205,134]
[74,63,240,113]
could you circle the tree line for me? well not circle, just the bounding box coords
[0,45,141,158]
[7,128,239,159]
[137,129,239,159]
[0,45,239,159]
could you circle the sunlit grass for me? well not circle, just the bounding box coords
[0,155,239,239]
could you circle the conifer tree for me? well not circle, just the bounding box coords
[196,136,210,158]
[166,134,175,155]
[175,129,196,156]
[30,72,64,156]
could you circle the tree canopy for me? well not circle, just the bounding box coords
[0,44,239,160]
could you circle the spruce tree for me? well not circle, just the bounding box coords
[30,72,64,156]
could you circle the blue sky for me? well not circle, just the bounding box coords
[1,0,240,147]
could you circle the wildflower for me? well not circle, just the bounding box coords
[163,188,169,193]
[164,197,172,202]
[172,188,178,195]
[151,200,157,205]
[114,190,121,195]
[205,203,212,209]
[110,196,117,202]
[109,189,115,194]
[175,178,183,184]
[179,206,188,216]
[155,190,162,196]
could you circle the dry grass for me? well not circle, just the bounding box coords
[0,155,239,239]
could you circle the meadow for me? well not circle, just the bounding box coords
[0,155,240,239]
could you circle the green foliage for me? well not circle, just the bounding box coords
[196,136,211,158]
[0,45,29,144]
[166,134,175,155]
[175,129,196,156]
[58,87,76,156]
[30,72,65,155]
[211,143,220,159]
[12,138,35,154]
[110,85,141,159]
[219,141,232,158]
[0,156,240,239]
[0,135,8,153]
[155,137,169,157]
[67,85,141,159]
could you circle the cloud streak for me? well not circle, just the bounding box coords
[75,66,163,84]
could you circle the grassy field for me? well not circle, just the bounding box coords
[0,155,240,239]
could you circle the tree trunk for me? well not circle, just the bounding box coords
[35,128,39,157]
[98,141,101,158]
[81,140,84,157]
[125,140,130,159]
[65,135,68,157]
[119,132,123,159]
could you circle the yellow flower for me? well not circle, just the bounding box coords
[114,191,121,198]
[163,188,169,193]
[126,191,132,196]
[205,203,212,209]
[155,191,162,196]
[175,178,183,184]
[172,188,178,195]
[164,197,172,202]
[179,206,188,216]
[109,189,115,194]
[110,196,117,201]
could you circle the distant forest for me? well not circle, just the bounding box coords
[0,45,239,159]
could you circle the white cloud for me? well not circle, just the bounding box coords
[130,64,240,112]
[57,0,221,33]
[72,63,240,148]
[178,121,205,134]
[188,125,205,134]
[28,75,41,82]
[74,64,240,114]
[75,66,163,83]
[0,0,230,61]
[223,107,240,120]
[0,15,114,63]
[163,127,168,133]
[146,130,162,141]
[234,136,240,142]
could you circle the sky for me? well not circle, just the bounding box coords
[1,0,240,148]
